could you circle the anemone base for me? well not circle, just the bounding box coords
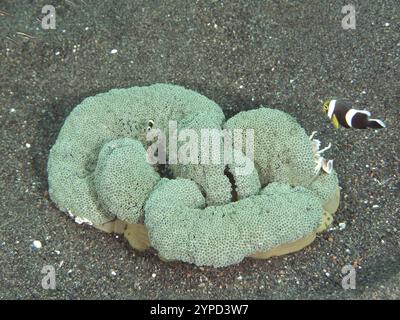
[93,187,340,263]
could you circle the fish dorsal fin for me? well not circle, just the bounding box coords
[357,109,371,117]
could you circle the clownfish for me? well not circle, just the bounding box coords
[323,99,386,129]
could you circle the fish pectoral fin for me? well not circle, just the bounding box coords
[332,114,340,129]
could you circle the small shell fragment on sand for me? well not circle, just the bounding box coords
[32,240,42,249]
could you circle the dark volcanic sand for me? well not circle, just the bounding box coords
[0,0,399,299]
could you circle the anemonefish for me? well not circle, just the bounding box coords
[323,99,386,129]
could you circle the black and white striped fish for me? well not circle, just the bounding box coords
[323,99,386,129]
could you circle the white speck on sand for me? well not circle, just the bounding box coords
[339,222,346,231]
[110,49,118,54]
[32,240,42,249]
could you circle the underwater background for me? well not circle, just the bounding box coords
[0,0,399,299]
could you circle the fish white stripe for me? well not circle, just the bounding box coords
[345,109,361,128]
[327,100,336,119]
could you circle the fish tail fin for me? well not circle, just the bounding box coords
[367,119,386,129]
